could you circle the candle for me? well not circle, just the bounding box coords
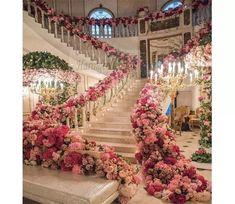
[190,73,193,82]
[178,62,181,70]
[154,73,158,82]
[150,70,153,80]
[168,63,171,74]
[194,70,198,78]
[161,64,164,75]
[61,83,64,89]
[172,62,175,75]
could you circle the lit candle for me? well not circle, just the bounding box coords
[150,70,153,80]
[173,62,176,75]
[194,70,198,78]
[168,63,171,74]
[161,64,164,75]
[154,73,158,82]
[178,62,181,70]
[190,73,193,82]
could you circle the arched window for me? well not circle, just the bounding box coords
[161,0,183,12]
[88,7,114,38]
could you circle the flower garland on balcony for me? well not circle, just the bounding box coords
[131,83,211,203]
[23,119,141,204]
[31,0,211,31]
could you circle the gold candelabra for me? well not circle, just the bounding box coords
[149,61,199,126]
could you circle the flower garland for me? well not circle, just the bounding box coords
[30,0,139,65]
[30,0,211,35]
[163,23,211,69]
[131,83,211,203]
[24,63,136,126]
[23,119,141,203]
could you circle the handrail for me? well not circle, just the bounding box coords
[24,0,139,72]
[24,67,138,131]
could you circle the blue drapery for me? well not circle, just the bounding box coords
[165,103,172,116]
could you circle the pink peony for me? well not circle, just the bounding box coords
[144,134,157,144]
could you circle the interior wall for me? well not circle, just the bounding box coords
[85,0,117,17]
[48,0,160,18]
[177,90,192,110]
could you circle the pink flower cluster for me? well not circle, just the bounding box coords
[131,83,211,203]
[23,120,140,203]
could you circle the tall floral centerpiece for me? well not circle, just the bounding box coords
[23,51,81,106]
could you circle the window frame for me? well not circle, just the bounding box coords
[88,7,114,38]
[161,0,184,12]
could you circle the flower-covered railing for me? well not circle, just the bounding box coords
[24,62,138,131]
[23,119,141,204]
[138,0,211,35]
[24,0,211,40]
[24,0,139,71]
[131,83,211,203]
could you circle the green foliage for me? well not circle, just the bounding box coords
[199,32,212,46]
[23,51,72,70]
[191,151,212,163]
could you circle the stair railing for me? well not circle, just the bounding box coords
[65,68,137,130]
[25,0,133,72]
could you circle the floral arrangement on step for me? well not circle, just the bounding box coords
[23,119,141,204]
[131,83,211,203]
[191,148,211,163]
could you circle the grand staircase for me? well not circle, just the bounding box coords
[81,80,146,163]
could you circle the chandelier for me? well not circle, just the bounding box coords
[149,61,199,125]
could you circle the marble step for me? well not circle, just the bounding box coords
[103,111,132,117]
[117,152,136,164]
[87,127,131,136]
[24,165,119,204]
[82,133,135,144]
[90,122,131,129]
[98,116,130,123]
[97,141,136,153]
